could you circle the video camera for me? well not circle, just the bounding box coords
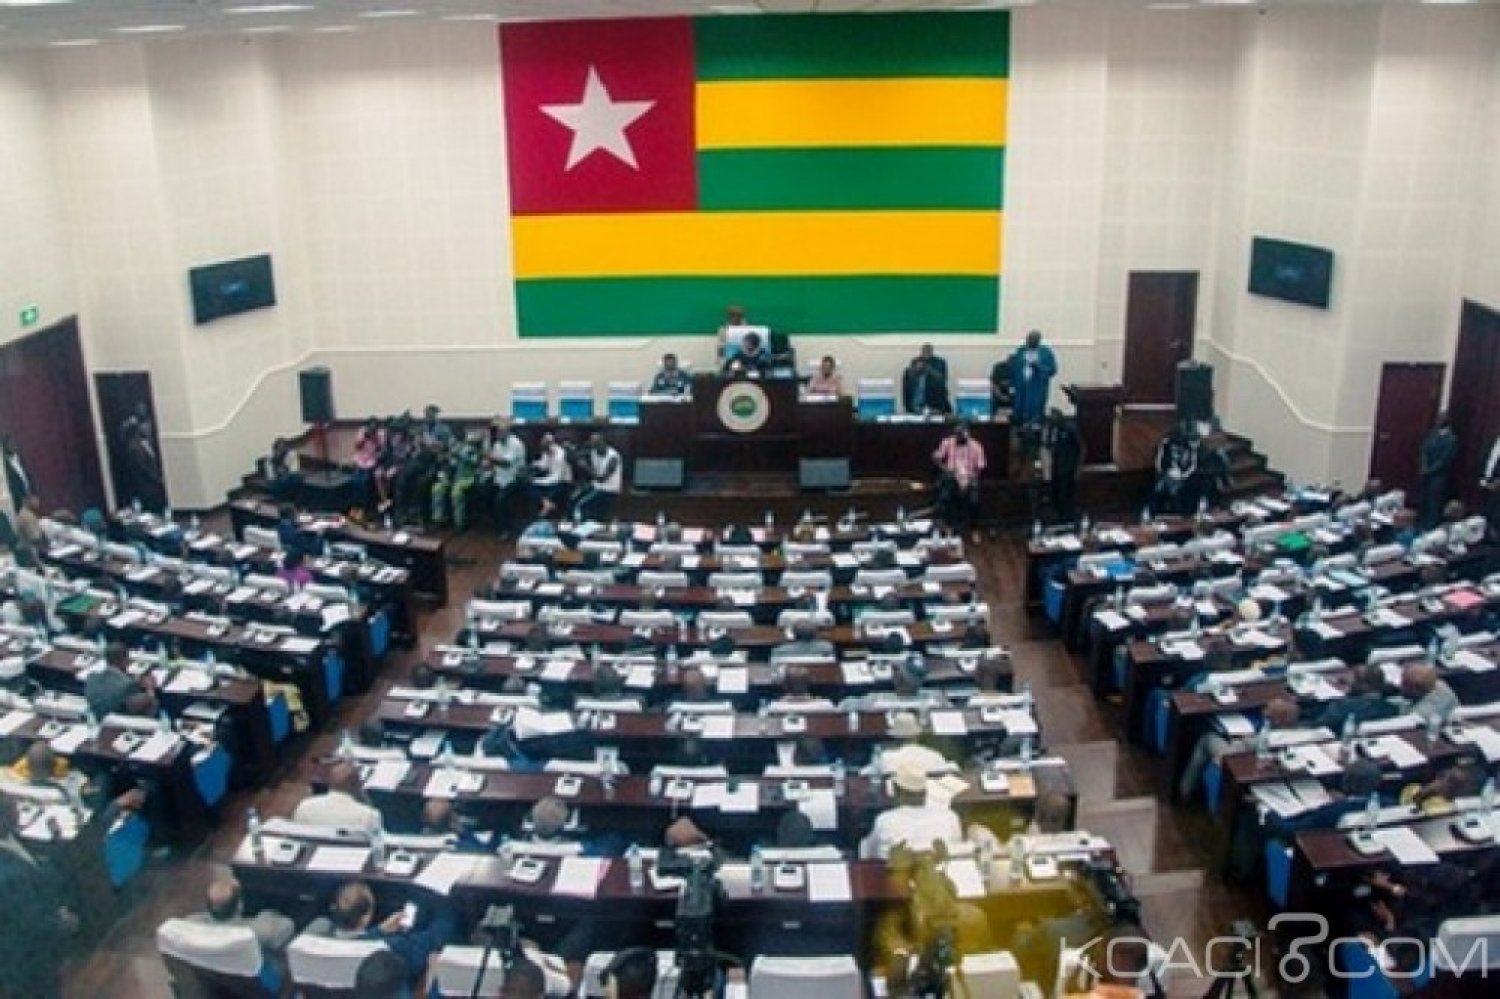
[656,848,726,998]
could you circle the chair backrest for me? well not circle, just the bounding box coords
[1433,915,1500,973]
[1315,552,1359,572]
[955,378,990,419]
[1453,516,1488,546]
[708,571,762,591]
[430,945,512,996]
[1242,523,1284,550]
[856,379,896,419]
[959,951,1021,999]
[304,583,351,605]
[158,918,264,979]
[923,563,976,585]
[500,561,551,583]
[775,609,835,629]
[1076,551,1124,571]
[243,525,282,551]
[539,606,600,626]
[1126,583,1176,606]
[698,610,753,630]
[619,609,675,629]
[1362,543,1405,567]
[1134,543,1179,564]
[749,955,863,999]
[470,598,531,623]
[1293,512,1330,532]
[579,538,625,557]
[606,382,642,422]
[859,609,916,629]
[638,571,690,589]
[852,568,907,588]
[558,381,596,421]
[929,603,990,626]
[104,541,144,565]
[782,542,830,560]
[715,544,761,561]
[287,934,387,990]
[244,572,291,596]
[510,381,549,421]
[780,570,834,591]
[194,564,237,588]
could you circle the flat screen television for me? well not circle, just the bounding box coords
[189,253,276,324]
[1248,237,1333,309]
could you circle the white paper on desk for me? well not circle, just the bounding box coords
[1288,780,1331,811]
[701,715,735,740]
[1293,745,1342,776]
[1370,827,1440,866]
[1309,621,1344,642]
[692,783,727,809]
[1367,736,1426,770]
[841,662,874,685]
[1164,641,1205,661]
[1094,611,1130,632]
[798,789,839,831]
[414,852,476,897]
[717,668,749,695]
[1469,727,1500,763]
[183,578,215,596]
[107,610,146,629]
[320,605,352,631]
[625,666,656,690]
[807,862,853,903]
[226,587,256,604]
[1215,713,1256,738]
[942,859,986,900]
[165,670,212,694]
[280,636,319,654]
[1253,783,1304,817]
[554,856,607,898]
[1309,679,1343,701]
[1455,651,1497,673]
[541,660,575,683]
[1195,601,1219,619]
[307,845,370,874]
[1250,585,1290,604]
[49,725,90,755]
[832,553,858,569]
[0,710,35,737]
[721,782,759,814]
[992,710,1038,737]
[365,760,410,792]
[929,711,968,736]
[131,731,180,763]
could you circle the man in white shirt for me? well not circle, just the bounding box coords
[529,433,573,519]
[291,761,383,836]
[487,418,528,540]
[572,433,622,523]
[860,761,963,859]
[1483,434,1500,540]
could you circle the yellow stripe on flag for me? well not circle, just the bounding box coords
[512,210,1002,279]
[695,78,1007,150]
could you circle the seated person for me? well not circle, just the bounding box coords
[1302,663,1397,734]
[649,352,691,396]
[806,355,844,396]
[666,668,733,714]
[860,762,964,858]
[188,875,296,956]
[902,348,951,415]
[840,659,948,713]
[765,664,835,714]
[277,548,314,589]
[722,331,772,378]
[305,880,448,986]
[1265,759,1384,840]
[292,761,383,835]
[1177,697,1300,802]
[600,948,657,999]
[1027,790,1074,836]
[1400,662,1457,724]
[352,949,409,999]
[583,663,644,712]
[84,641,155,719]
[419,799,492,853]
[771,619,835,662]
[262,438,302,497]
[965,655,1011,707]
[1347,865,1479,973]
[1398,759,1483,817]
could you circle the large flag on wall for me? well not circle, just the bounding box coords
[501,12,1008,337]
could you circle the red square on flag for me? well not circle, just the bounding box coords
[501,19,697,216]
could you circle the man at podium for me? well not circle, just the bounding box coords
[722,329,773,378]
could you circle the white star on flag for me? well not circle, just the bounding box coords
[540,66,656,172]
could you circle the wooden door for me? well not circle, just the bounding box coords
[1368,362,1446,496]
[94,372,162,510]
[0,318,106,514]
[1447,300,1500,510]
[1123,272,1198,405]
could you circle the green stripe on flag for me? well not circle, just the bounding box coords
[697,147,1005,212]
[694,12,1010,81]
[516,275,1000,337]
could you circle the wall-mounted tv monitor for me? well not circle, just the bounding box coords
[189,253,276,324]
[1248,237,1333,309]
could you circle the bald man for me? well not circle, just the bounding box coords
[1401,663,1458,725]
[189,875,296,954]
[1178,696,1302,802]
[292,761,382,835]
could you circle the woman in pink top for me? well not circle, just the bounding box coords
[806,355,844,396]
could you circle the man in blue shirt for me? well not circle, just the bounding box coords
[307,881,450,986]
[1008,330,1058,428]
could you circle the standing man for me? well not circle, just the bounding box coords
[1,437,32,511]
[903,346,951,415]
[1043,408,1083,524]
[934,422,987,542]
[487,418,528,540]
[1417,412,1458,530]
[573,433,622,523]
[124,418,167,512]
[1480,432,1500,541]
[1007,330,1058,429]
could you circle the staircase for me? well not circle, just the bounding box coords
[1215,431,1285,502]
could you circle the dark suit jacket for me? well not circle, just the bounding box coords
[0,843,71,991]
[1304,693,1397,734]
[902,364,951,414]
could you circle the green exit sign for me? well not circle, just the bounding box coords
[18,305,39,329]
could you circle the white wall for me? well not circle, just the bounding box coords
[12,9,1500,506]
[0,51,77,347]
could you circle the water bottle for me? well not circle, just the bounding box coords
[189,512,201,535]
[1141,506,1152,526]
[1341,714,1357,751]
[833,760,847,797]
[1019,738,1034,768]
[1482,778,1495,816]
[1010,837,1027,880]
[1363,793,1381,835]
[1080,513,1091,536]
[158,710,172,734]
[1031,520,1042,541]
[1426,636,1440,665]
[872,743,885,776]
[370,824,387,868]
[338,728,354,762]
[85,709,100,738]
[1254,726,1270,763]
[627,843,645,891]
[247,807,265,860]
[383,512,393,533]
[1425,709,1442,744]
[896,505,906,528]
[649,771,663,797]
[1113,586,1125,611]
[847,709,859,733]
[132,497,142,515]
[1019,680,1034,711]
[750,845,766,892]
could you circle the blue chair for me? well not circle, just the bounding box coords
[367,607,391,661]
[1204,758,1224,812]
[607,381,642,422]
[105,811,150,888]
[1112,646,1131,696]
[1044,579,1067,625]
[158,918,283,996]
[1264,839,1293,909]
[856,378,897,419]
[267,692,292,745]
[558,381,595,421]
[511,381,548,422]
[324,650,345,705]
[955,378,990,420]
[1335,938,1408,999]
[1145,688,1172,753]
[192,744,232,808]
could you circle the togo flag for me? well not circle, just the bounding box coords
[501,12,1008,337]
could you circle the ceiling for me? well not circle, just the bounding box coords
[0,0,1489,51]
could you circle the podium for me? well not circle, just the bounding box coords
[1063,383,1123,467]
